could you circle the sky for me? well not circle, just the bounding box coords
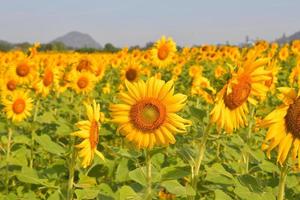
[0,0,299,47]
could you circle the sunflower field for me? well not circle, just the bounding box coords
[1,37,300,200]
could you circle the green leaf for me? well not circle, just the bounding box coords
[115,158,129,182]
[75,188,99,200]
[48,191,60,200]
[205,163,234,185]
[249,149,265,162]
[37,112,56,124]
[259,160,279,173]
[190,107,206,120]
[129,167,146,186]
[117,185,141,200]
[161,166,190,180]
[286,175,299,188]
[98,183,115,199]
[261,187,276,200]
[76,174,97,188]
[237,174,262,193]
[34,134,65,155]
[215,189,232,200]
[13,135,30,145]
[16,167,53,187]
[234,185,262,200]
[161,180,186,196]
[151,153,165,168]
[206,163,233,178]
[56,122,72,136]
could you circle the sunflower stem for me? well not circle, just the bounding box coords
[67,137,76,200]
[30,98,40,168]
[5,127,13,195]
[244,106,255,174]
[191,122,212,199]
[145,150,152,200]
[278,160,289,200]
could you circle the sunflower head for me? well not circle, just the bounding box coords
[11,59,36,84]
[2,90,33,122]
[110,77,191,149]
[72,100,104,168]
[210,54,271,133]
[34,67,59,97]
[151,36,177,68]
[71,71,97,94]
[258,87,300,167]
[121,59,142,82]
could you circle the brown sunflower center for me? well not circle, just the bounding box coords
[16,63,30,77]
[130,98,166,132]
[77,59,92,72]
[77,77,89,89]
[43,70,54,87]
[12,98,26,114]
[285,98,300,137]
[158,45,169,60]
[125,68,137,81]
[224,80,251,110]
[89,120,99,149]
[7,80,17,91]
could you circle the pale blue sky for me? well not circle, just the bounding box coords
[0,0,299,46]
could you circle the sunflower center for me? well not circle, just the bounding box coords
[7,80,17,91]
[285,98,300,138]
[125,68,137,81]
[16,63,30,77]
[12,98,26,114]
[130,98,166,132]
[224,80,251,110]
[43,70,54,87]
[89,120,99,149]
[158,45,169,60]
[77,77,89,89]
[77,59,92,72]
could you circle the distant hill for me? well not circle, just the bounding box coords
[276,31,300,44]
[52,31,102,49]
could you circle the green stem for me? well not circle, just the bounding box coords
[277,161,289,200]
[67,137,76,200]
[30,98,40,168]
[191,123,212,199]
[5,128,12,194]
[244,106,255,174]
[145,150,152,200]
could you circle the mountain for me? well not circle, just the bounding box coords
[52,31,102,49]
[276,31,300,44]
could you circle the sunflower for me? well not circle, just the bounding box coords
[0,73,19,95]
[71,100,105,168]
[188,65,203,78]
[120,59,142,82]
[191,75,215,104]
[278,46,289,61]
[34,66,59,97]
[210,52,271,133]
[2,90,33,122]
[70,71,97,94]
[110,77,191,149]
[264,60,279,93]
[214,65,227,79]
[151,36,177,68]
[8,59,36,84]
[259,87,300,167]
[158,188,176,200]
[75,56,97,73]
